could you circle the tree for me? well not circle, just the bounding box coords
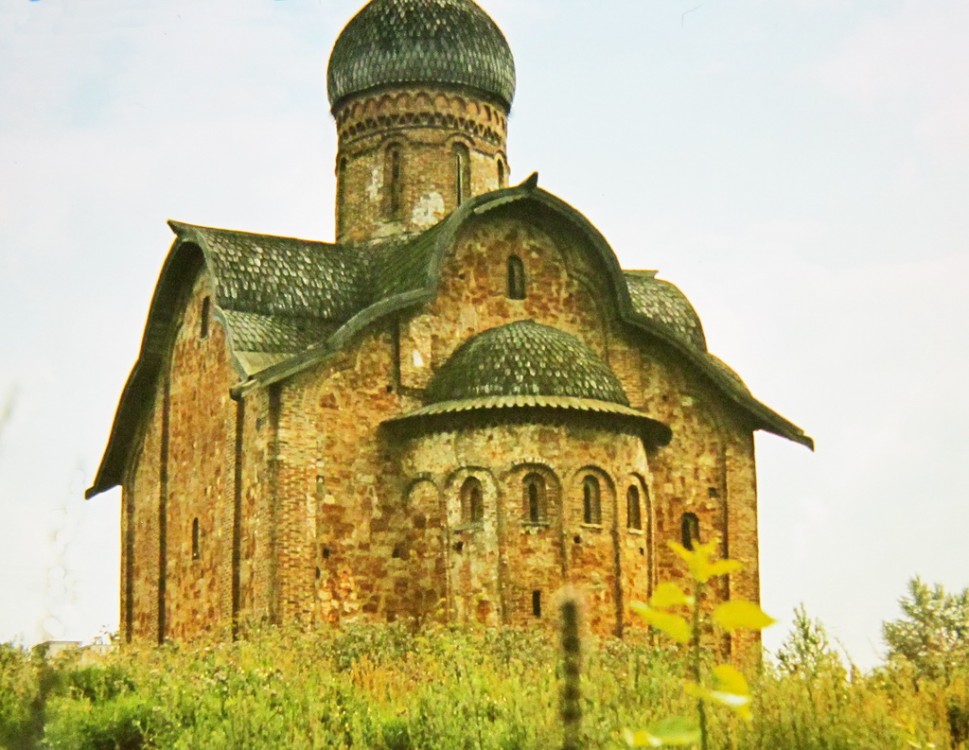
[775,604,843,677]
[883,577,969,683]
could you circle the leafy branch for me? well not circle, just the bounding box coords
[624,540,775,748]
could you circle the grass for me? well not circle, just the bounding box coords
[0,623,964,749]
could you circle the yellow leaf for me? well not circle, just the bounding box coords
[667,540,740,583]
[623,729,663,747]
[693,666,755,722]
[668,540,694,565]
[707,559,743,577]
[649,583,693,610]
[630,603,691,644]
[624,718,701,747]
[712,664,749,696]
[685,678,753,722]
[713,600,776,632]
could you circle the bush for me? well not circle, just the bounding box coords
[0,644,40,749]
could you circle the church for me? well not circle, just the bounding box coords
[87,0,812,648]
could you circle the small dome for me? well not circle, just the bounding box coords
[327,0,516,111]
[427,321,630,406]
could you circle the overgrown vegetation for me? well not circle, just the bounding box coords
[0,579,965,749]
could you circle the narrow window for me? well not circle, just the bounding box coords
[681,513,701,551]
[191,518,200,561]
[337,157,348,235]
[523,473,546,523]
[582,476,601,525]
[200,296,210,339]
[497,159,506,188]
[461,477,484,524]
[627,486,642,530]
[532,590,542,618]
[454,143,471,205]
[507,255,526,300]
[386,145,403,218]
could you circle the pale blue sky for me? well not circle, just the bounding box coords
[1,0,967,668]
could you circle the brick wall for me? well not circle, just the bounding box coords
[125,267,250,642]
[334,87,509,243]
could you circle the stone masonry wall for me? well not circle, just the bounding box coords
[122,380,163,642]
[334,87,509,243]
[124,266,261,642]
[394,421,652,635]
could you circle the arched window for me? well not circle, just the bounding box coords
[453,143,471,205]
[507,255,526,300]
[582,476,601,525]
[627,486,642,530]
[681,513,700,550]
[200,297,210,339]
[461,477,484,524]
[337,156,348,234]
[523,473,547,523]
[497,158,506,188]
[191,518,201,561]
[386,145,403,218]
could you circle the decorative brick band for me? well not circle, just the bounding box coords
[334,87,508,148]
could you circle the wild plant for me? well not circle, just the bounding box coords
[624,540,774,748]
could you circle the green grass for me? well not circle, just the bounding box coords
[0,625,964,749]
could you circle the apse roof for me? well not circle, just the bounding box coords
[426,320,631,405]
[327,0,516,110]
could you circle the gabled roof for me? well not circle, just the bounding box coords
[87,177,811,499]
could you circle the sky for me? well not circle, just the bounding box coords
[1,0,967,669]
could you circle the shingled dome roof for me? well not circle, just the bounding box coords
[327,0,516,110]
[427,321,630,406]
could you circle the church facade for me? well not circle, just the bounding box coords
[88,0,812,649]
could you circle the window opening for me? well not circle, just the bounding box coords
[191,518,200,561]
[200,297,210,339]
[387,145,403,218]
[532,590,542,618]
[497,159,506,188]
[454,143,471,205]
[627,486,642,530]
[461,477,484,524]
[524,473,546,522]
[337,157,348,235]
[681,513,701,551]
[507,255,526,300]
[582,476,601,525]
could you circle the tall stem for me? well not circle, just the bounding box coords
[693,580,709,750]
[560,597,582,750]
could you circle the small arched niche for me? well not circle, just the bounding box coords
[507,255,526,300]
[460,476,484,525]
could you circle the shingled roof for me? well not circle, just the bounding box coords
[88,179,811,498]
[427,320,632,405]
[327,0,516,111]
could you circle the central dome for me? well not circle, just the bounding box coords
[327,0,517,111]
[427,321,630,406]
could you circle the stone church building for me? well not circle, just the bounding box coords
[87,0,812,646]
